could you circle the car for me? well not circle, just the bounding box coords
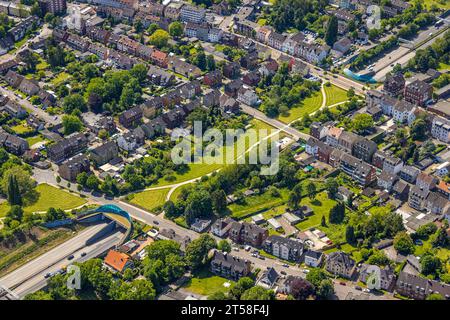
[233,247,239,252]
[355,286,362,291]
[67,255,74,260]
[282,264,289,268]
[339,281,346,286]
[251,253,257,257]
[81,252,87,257]
[258,256,265,260]
[44,272,52,279]
[245,245,251,251]
[302,269,310,274]
[280,271,287,275]
[153,220,159,225]
[363,288,370,293]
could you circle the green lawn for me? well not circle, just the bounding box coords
[324,84,348,107]
[229,189,289,220]
[169,184,191,202]
[153,119,277,187]
[182,267,234,296]
[0,184,87,216]
[11,123,34,135]
[438,62,450,72]
[257,18,267,26]
[423,0,450,10]
[26,135,46,147]
[51,72,71,86]
[277,91,323,124]
[127,188,170,212]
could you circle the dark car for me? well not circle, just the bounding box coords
[67,255,75,260]
[280,271,287,275]
[153,220,159,225]
[44,273,52,279]
[81,252,87,257]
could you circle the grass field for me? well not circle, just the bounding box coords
[0,184,87,216]
[169,184,191,202]
[229,189,289,220]
[128,188,170,212]
[51,72,71,86]
[26,135,46,147]
[423,0,450,10]
[324,84,348,107]
[153,119,277,187]
[10,123,33,135]
[438,62,450,72]
[277,90,323,124]
[182,267,234,296]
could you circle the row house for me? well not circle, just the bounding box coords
[137,44,154,61]
[161,89,182,107]
[108,50,137,70]
[431,116,450,143]
[256,26,273,44]
[353,138,377,163]
[117,36,140,56]
[89,141,119,167]
[282,32,305,56]
[384,72,405,96]
[88,43,108,60]
[416,172,438,191]
[211,251,251,281]
[167,57,201,78]
[147,65,175,87]
[222,61,241,79]
[297,42,329,64]
[267,32,286,51]
[234,19,258,38]
[325,126,343,147]
[366,90,397,116]
[203,90,221,108]
[47,133,89,163]
[377,170,398,191]
[339,153,376,186]
[58,154,91,182]
[396,271,450,300]
[135,12,169,30]
[203,69,222,87]
[117,127,145,152]
[141,96,163,118]
[229,221,268,247]
[337,131,360,154]
[258,59,279,77]
[118,106,143,128]
[310,121,333,140]
[140,1,164,16]
[85,25,111,44]
[242,71,260,87]
[140,117,166,139]
[8,16,40,42]
[399,165,420,184]
[0,131,29,155]
[65,33,90,52]
[151,50,168,68]
[240,51,259,70]
[164,2,182,20]
[179,80,201,100]
[404,79,433,106]
[425,192,450,215]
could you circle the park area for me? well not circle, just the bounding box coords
[277,91,323,123]
[0,183,87,217]
[127,188,170,212]
[229,189,289,220]
[324,84,349,106]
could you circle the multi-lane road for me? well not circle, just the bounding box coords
[0,223,123,299]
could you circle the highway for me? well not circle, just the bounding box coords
[0,223,123,299]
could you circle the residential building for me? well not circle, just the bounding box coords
[180,4,206,23]
[237,88,258,106]
[425,192,450,215]
[304,250,324,267]
[395,271,450,300]
[377,170,398,191]
[352,138,377,162]
[38,0,66,15]
[326,251,356,279]
[211,217,235,238]
[326,126,343,147]
[384,73,405,96]
[383,154,403,174]
[119,106,143,128]
[399,165,420,183]
[228,221,268,247]
[409,185,430,211]
[359,264,396,291]
[104,249,134,273]
[416,172,438,191]
[257,267,279,289]
[0,132,29,155]
[339,153,376,186]
[431,116,450,143]
[404,80,433,106]
[263,235,304,262]
[210,251,251,281]
[58,154,90,182]
[203,69,222,87]
[47,133,88,163]
[90,141,119,167]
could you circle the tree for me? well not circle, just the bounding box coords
[208,291,227,300]
[24,291,53,300]
[130,64,148,84]
[195,51,207,70]
[394,232,415,255]
[7,174,22,206]
[306,182,317,200]
[6,205,24,224]
[86,175,100,191]
[427,293,444,300]
[62,114,83,135]
[431,226,450,248]
[420,254,442,276]
[241,286,274,300]
[217,239,231,253]
[289,278,314,300]
[63,94,87,114]
[109,279,156,300]
[149,29,169,48]
[185,234,216,269]
[345,225,356,244]
[325,178,338,199]
[306,269,334,299]
[2,167,36,205]
[211,189,227,214]
[184,189,213,224]
[169,21,184,38]
[352,113,374,133]
[288,184,302,210]
[163,200,178,218]
[321,215,326,227]
[229,277,254,300]
[206,54,216,71]
[147,23,159,35]
[325,15,338,46]
[44,207,67,222]
[329,202,345,224]
[410,118,427,141]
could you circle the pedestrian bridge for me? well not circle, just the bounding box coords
[77,204,133,245]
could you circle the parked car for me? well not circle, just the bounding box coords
[355,286,362,291]
[339,281,346,286]
[67,255,74,260]
[282,264,289,268]
[280,271,287,275]
[81,252,87,257]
